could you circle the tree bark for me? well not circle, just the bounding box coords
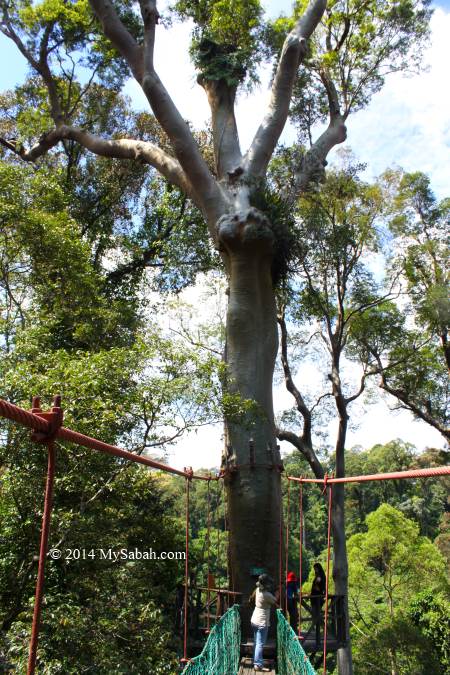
[333,361,353,675]
[333,465,353,674]
[217,207,281,633]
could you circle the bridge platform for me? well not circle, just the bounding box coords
[238,657,276,674]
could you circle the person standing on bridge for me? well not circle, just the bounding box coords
[250,574,278,672]
[310,562,326,645]
[286,571,299,632]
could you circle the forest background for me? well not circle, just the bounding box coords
[0,0,449,673]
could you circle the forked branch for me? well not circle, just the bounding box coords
[245,0,328,178]
[295,70,346,193]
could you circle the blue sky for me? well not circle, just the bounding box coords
[1,1,448,466]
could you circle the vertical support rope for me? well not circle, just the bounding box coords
[183,471,192,664]
[285,479,290,614]
[323,477,333,675]
[216,479,222,594]
[27,441,56,675]
[223,479,230,594]
[298,478,303,636]
[278,478,283,604]
[206,477,211,633]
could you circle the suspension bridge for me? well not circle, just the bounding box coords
[1,395,448,675]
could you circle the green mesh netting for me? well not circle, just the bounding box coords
[276,610,317,675]
[181,605,241,675]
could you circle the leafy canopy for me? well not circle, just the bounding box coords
[266,0,432,143]
[171,0,265,86]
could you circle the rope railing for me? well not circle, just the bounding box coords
[0,395,220,674]
[2,394,449,674]
[287,466,450,484]
[277,609,317,675]
[181,605,241,675]
[0,396,217,481]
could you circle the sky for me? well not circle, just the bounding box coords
[0,1,449,469]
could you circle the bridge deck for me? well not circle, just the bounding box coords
[238,657,276,674]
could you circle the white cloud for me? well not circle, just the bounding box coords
[166,422,224,471]
[344,8,450,198]
[343,400,446,451]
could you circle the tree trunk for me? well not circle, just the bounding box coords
[332,483,353,675]
[333,414,353,675]
[218,207,281,633]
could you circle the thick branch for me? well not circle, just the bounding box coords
[329,362,348,423]
[2,126,194,198]
[89,0,225,227]
[380,377,450,442]
[245,0,327,178]
[276,428,324,479]
[200,79,242,179]
[89,0,143,80]
[295,71,346,193]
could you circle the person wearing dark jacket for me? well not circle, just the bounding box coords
[310,562,326,644]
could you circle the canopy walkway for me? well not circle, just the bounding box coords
[181,606,317,675]
[1,395,449,674]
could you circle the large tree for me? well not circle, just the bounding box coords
[0,1,433,671]
[350,169,449,441]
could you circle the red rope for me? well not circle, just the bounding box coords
[183,470,192,663]
[288,465,450,484]
[298,478,303,637]
[27,441,56,675]
[0,398,49,433]
[0,397,216,481]
[323,477,333,675]
[285,478,290,614]
[278,481,283,604]
[206,477,211,633]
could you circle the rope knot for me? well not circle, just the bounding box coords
[30,394,63,443]
[322,473,329,494]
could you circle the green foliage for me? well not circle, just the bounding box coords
[0,112,230,672]
[348,503,448,674]
[171,0,265,86]
[347,169,450,434]
[351,613,443,675]
[286,155,383,325]
[0,461,181,673]
[344,442,449,539]
[249,182,299,285]
[265,1,432,143]
[409,591,450,672]
[0,159,140,351]
[383,169,449,336]
[3,0,137,90]
[282,447,449,674]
